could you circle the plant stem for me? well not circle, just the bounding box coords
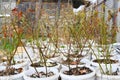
[38,46,48,77]
[12,25,40,77]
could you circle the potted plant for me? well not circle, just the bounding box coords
[58,8,96,80]
[89,4,120,80]
[23,12,60,80]
[0,23,24,80]
[0,4,33,79]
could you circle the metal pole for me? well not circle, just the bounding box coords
[0,0,1,14]
[112,0,118,26]
[67,0,70,7]
[56,0,61,19]
[0,0,1,32]
[112,0,118,42]
[38,0,43,19]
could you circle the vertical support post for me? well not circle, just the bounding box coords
[56,0,61,20]
[38,0,43,19]
[0,0,2,31]
[112,0,118,26]
[67,0,70,7]
[0,0,2,14]
[0,0,1,10]
[114,0,120,42]
[103,0,106,22]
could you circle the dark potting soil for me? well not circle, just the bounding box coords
[93,59,120,75]
[93,59,118,64]
[30,71,54,78]
[104,68,120,75]
[31,62,57,67]
[111,71,118,75]
[0,67,23,76]
[62,58,84,65]
[102,70,120,75]
[65,54,84,58]
[63,66,92,75]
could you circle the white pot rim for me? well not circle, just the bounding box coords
[96,70,120,79]
[29,61,59,69]
[91,58,119,66]
[60,65,95,79]
[0,66,24,79]
[0,59,28,68]
[0,71,24,79]
[113,43,120,46]
[24,67,59,80]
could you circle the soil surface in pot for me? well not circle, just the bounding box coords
[93,59,118,64]
[93,59,120,75]
[65,54,84,58]
[63,66,92,75]
[62,58,84,65]
[99,69,120,75]
[31,62,57,67]
[30,71,54,78]
[0,67,23,76]
[107,70,120,75]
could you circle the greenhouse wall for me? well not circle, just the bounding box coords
[0,0,119,26]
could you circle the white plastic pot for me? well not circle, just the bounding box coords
[0,66,24,80]
[24,67,59,80]
[60,65,96,80]
[91,58,119,72]
[113,43,120,54]
[29,59,60,70]
[0,59,29,71]
[96,69,120,80]
[113,43,120,49]
[13,59,29,70]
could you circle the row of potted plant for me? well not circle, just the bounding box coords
[0,1,120,80]
[0,41,120,80]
